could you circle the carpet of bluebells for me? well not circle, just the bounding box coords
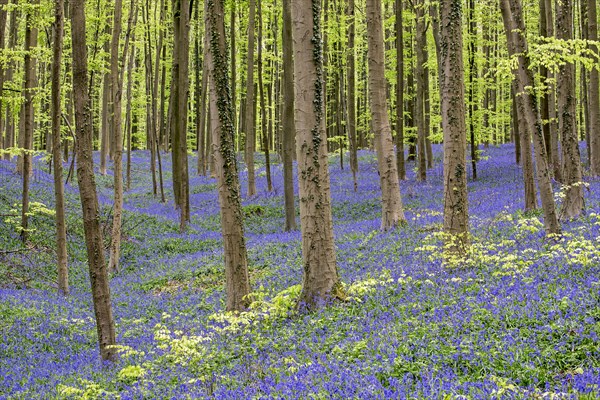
[1,144,599,399]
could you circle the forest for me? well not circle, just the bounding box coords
[0,0,599,397]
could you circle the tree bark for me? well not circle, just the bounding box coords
[588,0,600,175]
[513,81,537,211]
[347,0,359,189]
[206,0,251,312]
[70,0,117,362]
[467,0,478,180]
[395,0,405,180]
[52,0,69,295]
[499,0,560,235]
[244,0,257,197]
[556,0,584,219]
[414,0,427,181]
[440,0,469,254]
[20,1,39,243]
[292,0,342,309]
[171,0,191,230]
[366,0,406,230]
[108,0,124,272]
[282,0,297,231]
[257,0,272,192]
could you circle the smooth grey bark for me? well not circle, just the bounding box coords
[292,0,342,309]
[440,0,469,254]
[367,0,406,230]
[206,0,251,311]
[556,0,584,219]
[51,0,69,294]
[499,0,561,235]
[70,0,117,362]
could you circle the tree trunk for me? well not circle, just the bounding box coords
[292,0,342,309]
[556,0,583,219]
[467,0,478,180]
[244,0,257,197]
[367,0,406,230]
[206,0,251,312]
[395,0,405,180]
[99,20,111,174]
[347,0,359,188]
[588,0,600,175]
[414,1,427,181]
[282,0,297,231]
[171,0,191,230]
[2,5,16,162]
[0,0,7,158]
[513,81,537,211]
[197,31,209,176]
[70,0,117,362]
[544,0,561,181]
[440,0,469,255]
[20,1,39,243]
[51,0,69,294]
[257,0,272,192]
[108,0,124,273]
[499,0,561,235]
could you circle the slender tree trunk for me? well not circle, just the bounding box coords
[52,0,69,295]
[171,0,191,230]
[20,2,39,243]
[257,0,272,192]
[367,0,406,230]
[245,0,257,197]
[282,0,297,231]
[100,21,111,174]
[395,0,405,180]
[440,0,469,254]
[511,86,521,165]
[588,0,600,175]
[414,1,427,181]
[2,5,16,162]
[347,0,359,189]
[0,0,7,157]
[500,0,561,235]
[292,0,342,308]
[513,82,537,210]
[230,1,237,135]
[125,46,135,191]
[544,0,561,181]
[467,0,478,180]
[70,0,117,362]
[108,0,124,273]
[197,31,209,176]
[206,0,251,311]
[556,0,584,219]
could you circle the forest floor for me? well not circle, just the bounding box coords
[1,145,599,399]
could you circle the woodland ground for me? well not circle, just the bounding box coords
[0,145,599,399]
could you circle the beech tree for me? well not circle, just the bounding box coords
[51,0,69,295]
[282,0,296,231]
[292,0,343,308]
[70,0,117,361]
[556,0,583,219]
[439,0,469,254]
[589,0,600,176]
[108,0,124,272]
[366,0,406,230]
[206,0,251,312]
[171,0,191,230]
[19,1,38,243]
[499,0,560,235]
[244,0,257,197]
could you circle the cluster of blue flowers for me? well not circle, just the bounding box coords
[0,145,599,398]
